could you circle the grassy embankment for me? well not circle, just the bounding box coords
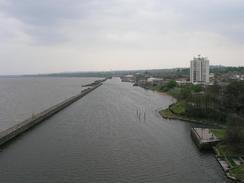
[159,100,222,126]
[211,129,244,181]
[211,129,225,139]
[146,85,214,124]
[230,165,244,181]
[159,102,184,119]
[147,85,162,91]
[214,143,244,181]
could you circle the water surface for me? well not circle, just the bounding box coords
[0,77,98,130]
[0,78,232,183]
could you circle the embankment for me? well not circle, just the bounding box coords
[0,82,103,146]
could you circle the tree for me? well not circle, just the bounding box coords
[191,84,203,93]
[223,81,244,115]
[166,80,177,89]
[225,115,244,146]
[180,87,192,100]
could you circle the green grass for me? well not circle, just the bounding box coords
[216,145,235,156]
[210,129,225,139]
[148,85,162,91]
[230,164,244,180]
[168,87,181,98]
[216,144,244,157]
[226,156,237,167]
[170,102,186,115]
[160,108,174,118]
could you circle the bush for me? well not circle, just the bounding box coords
[191,84,203,93]
[225,115,244,148]
[166,80,178,89]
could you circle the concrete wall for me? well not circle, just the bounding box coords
[0,83,103,146]
[190,128,220,151]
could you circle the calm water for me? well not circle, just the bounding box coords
[0,77,99,130]
[0,78,232,183]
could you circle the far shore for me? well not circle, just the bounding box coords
[156,91,170,96]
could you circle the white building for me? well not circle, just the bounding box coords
[147,77,165,85]
[190,55,209,84]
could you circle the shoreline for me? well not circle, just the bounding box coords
[155,91,243,182]
[156,91,170,96]
[127,80,243,181]
[159,106,226,128]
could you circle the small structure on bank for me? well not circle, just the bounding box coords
[191,128,222,150]
[146,77,165,85]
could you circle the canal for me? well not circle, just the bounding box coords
[0,78,232,183]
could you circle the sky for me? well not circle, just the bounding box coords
[0,0,244,75]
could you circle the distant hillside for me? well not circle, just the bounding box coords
[17,65,243,78]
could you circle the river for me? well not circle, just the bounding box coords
[0,77,232,183]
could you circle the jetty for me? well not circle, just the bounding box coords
[82,78,108,87]
[191,128,222,150]
[0,80,105,146]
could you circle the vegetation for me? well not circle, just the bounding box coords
[215,142,244,181]
[159,108,174,119]
[148,78,244,143]
[152,79,244,181]
[160,80,178,92]
[211,66,244,74]
[166,80,244,124]
[215,144,242,157]
[148,84,162,91]
[210,129,225,139]
[223,81,244,115]
[230,165,244,180]
[170,101,186,115]
[225,116,244,147]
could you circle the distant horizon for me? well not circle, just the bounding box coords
[1,64,243,77]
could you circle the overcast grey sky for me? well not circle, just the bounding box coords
[0,0,244,75]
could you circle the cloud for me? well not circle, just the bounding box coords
[0,0,243,74]
[2,0,244,45]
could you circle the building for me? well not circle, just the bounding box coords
[147,77,165,85]
[176,79,191,86]
[190,55,209,84]
[120,75,135,82]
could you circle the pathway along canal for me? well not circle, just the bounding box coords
[0,78,232,183]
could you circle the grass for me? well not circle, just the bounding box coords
[216,144,244,157]
[170,101,186,115]
[210,129,225,139]
[148,85,162,91]
[168,87,181,98]
[216,144,235,156]
[230,164,244,180]
[226,156,237,167]
[160,108,174,118]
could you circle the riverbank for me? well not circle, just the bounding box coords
[132,78,244,181]
[140,84,219,126]
[214,143,244,182]
[159,102,225,128]
[161,103,244,182]
[149,87,244,182]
